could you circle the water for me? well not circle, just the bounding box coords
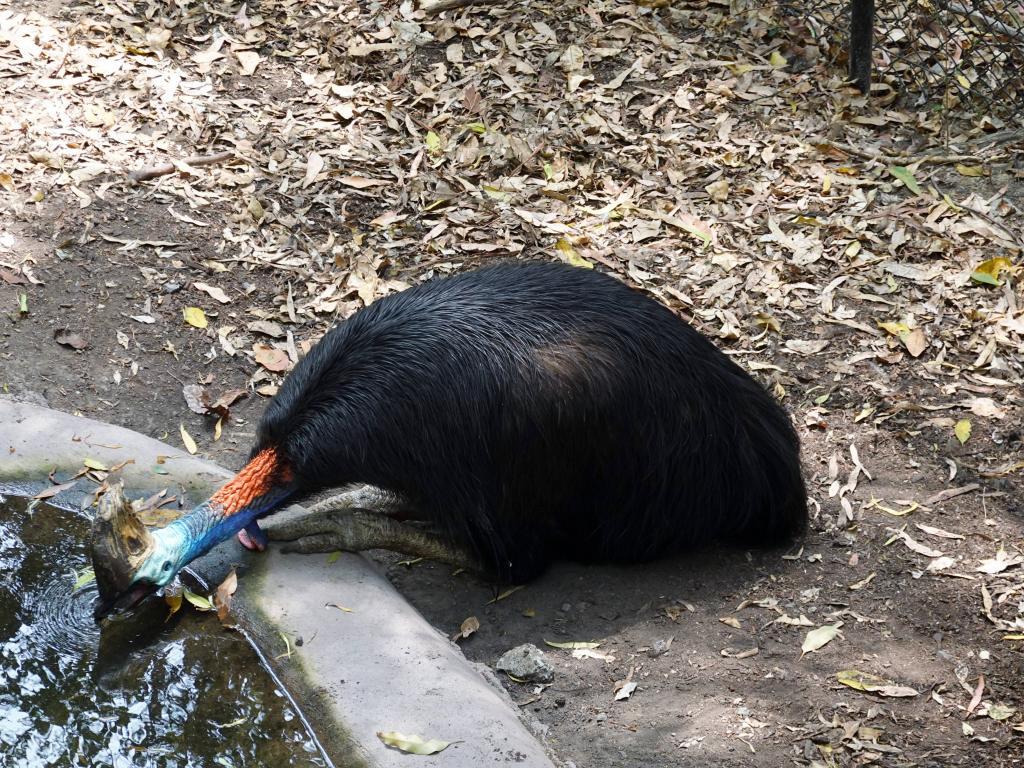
[0,493,328,768]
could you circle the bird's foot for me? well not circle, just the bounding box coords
[237,521,268,552]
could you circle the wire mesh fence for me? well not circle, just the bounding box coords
[784,0,1024,119]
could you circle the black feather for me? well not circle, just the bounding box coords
[256,261,806,582]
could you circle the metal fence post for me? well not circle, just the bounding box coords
[849,0,875,92]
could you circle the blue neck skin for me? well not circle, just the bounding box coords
[144,486,295,585]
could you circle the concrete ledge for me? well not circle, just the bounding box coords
[0,398,557,768]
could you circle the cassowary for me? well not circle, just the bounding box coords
[91,261,806,619]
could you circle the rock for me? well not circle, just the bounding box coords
[496,643,554,684]
[647,638,672,658]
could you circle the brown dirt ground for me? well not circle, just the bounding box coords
[2,1,1023,767]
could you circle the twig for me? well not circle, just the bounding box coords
[421,0,505,14]
[129,151,235,182]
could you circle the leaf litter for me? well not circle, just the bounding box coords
[1,0,1022,765]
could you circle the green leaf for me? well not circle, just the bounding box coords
[954,419,971,445]
[887,165,922,195]
[183,589,213,611]
[83,458,109,471]
[482,185,511,202]
[971,271,1000,286]
[377,731,453,755]
[17,292,28,314]
[72,567,96,591]
[424,131,442,154]
[465,122,487,134]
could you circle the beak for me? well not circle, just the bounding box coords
[90,483,158,621]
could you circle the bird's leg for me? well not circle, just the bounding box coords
[237,485,412,552]
[263,508,479,571]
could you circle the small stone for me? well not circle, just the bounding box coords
[555,697,566,707]
[560,602,572,612]
[595,712,607,723]
[495,643,554,684]
[647,638,672,657]
[162,282,182,295]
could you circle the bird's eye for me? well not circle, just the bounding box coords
[161,561,172,572]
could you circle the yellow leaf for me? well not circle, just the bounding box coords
[769,50,787,68]
[821,174,832,194]
[165,589,183,620]
[836,669,918,697]
[214,416,223,441]
[555,237,593,269]
[801,623,842,657]
[974,257,1013,279]
[877,321,910,337]
[83,457,109,471]
[954,419,971,445]
[844,240,861,257]
[425,131,442,154]
[955,164,987,177]
[544,639,600,649]
[180,424,198,454]
[183,306,208,329]
[377,732,453,755]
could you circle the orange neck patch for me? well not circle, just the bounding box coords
[211,447,289,516]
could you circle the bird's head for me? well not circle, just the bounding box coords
[91,450,293,621]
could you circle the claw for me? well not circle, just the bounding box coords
[237,521,268,552]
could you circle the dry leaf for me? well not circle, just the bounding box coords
[376,732,452,755]
[338,176,388,189]
[180,424,198,454]
[214,568,238,622]
[254,343,291,372]
[54,328,88,350]
[194,282,231,304]
[836,669,918,697]
[801,623,842,657]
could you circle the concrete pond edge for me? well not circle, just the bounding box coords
[0,397,558,768]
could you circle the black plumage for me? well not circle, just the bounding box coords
[254,261,806,582]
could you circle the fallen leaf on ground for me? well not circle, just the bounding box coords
[836,669,919,697]
[54,329,88,350]
[194,282,231,304]
[254,344,291,372]
[183,307,208,329]
[545,639,600,650]
[376,732,452,755]
[614,681,638,701]
[801,623,843,657]
[180,424,198,454]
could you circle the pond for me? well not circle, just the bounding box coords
[0,492,330,768]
